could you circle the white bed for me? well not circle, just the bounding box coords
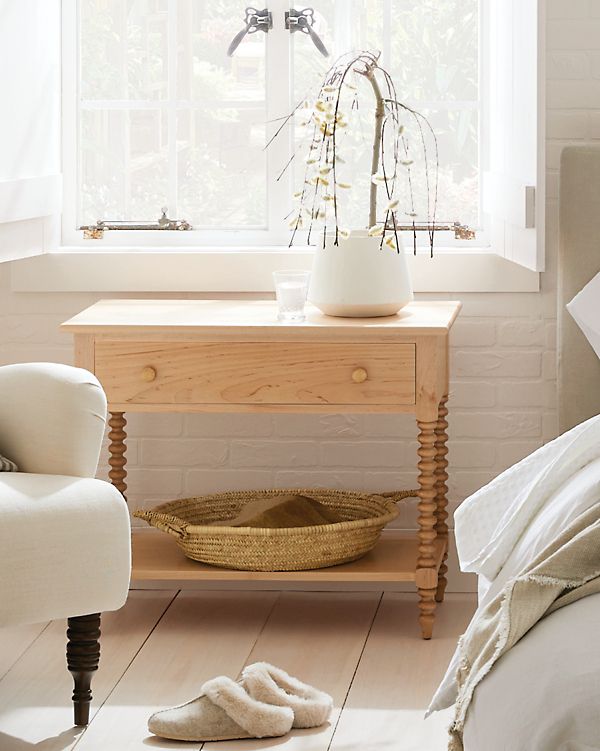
[428,146,600,751]
[430,449,600,750]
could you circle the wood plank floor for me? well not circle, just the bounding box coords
[0,591,475,751]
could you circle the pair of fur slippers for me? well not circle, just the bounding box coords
[148,662,334,742]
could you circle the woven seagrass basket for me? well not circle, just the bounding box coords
[134,488,416,572]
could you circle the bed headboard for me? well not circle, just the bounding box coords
[558,146,600,433]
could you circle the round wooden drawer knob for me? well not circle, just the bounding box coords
[141,366,157,383]
[352,367,368,384]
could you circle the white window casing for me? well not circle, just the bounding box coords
[483,0,545,272]
[0,0,62,263]
[2,1,544,291]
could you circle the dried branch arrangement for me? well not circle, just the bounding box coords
[271,50,440,256]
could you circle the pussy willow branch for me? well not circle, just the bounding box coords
[361,65,385,229]
[268,49,439,251]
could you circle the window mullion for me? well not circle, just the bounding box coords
[167,0,178,219]
[62,0,79,245]
[265,0,292,244]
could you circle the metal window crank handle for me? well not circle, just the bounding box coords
[286,8,329,57]
[227,7,273,57]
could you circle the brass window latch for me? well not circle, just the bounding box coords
[385,219,476,241]
[80,208,192,239]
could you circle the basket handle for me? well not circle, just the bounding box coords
[376,490,419,503]
[133,509,187,539]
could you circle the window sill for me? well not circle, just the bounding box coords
[9,248,540,293]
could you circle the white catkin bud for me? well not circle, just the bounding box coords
[371,173,386,184]
[368,224,384,237]
[337,182,352,189]
[339,228,351,239]
[387,199,400,211]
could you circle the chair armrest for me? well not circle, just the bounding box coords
[0,363,107,477]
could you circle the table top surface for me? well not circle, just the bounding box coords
[62,299,461,336]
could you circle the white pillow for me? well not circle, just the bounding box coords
[0,454,17,471]
[567,271,600,359]
[483,455,600,600]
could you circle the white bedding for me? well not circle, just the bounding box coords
[454,414,600,581]
[429,417,600,749]
[430,453,600,714]
[568,270,600,360]
[463,593,600,751]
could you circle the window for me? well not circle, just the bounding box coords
[0,0,543,275]
[64,0,484,248]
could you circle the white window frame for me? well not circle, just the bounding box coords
[4,0,543,293]
[61,0,490,252]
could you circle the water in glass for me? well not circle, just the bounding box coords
[273,271,310,322]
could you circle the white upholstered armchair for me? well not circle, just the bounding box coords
[0,363,131,726]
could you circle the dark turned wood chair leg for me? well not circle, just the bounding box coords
[66,613,101,727]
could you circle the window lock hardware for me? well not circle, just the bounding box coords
[285,8,329,57]
[452,223,477,241]
[385,219,476,241]
[80,207,192,239]
[227,7,273,57]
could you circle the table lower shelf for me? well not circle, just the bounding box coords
[131,529,447,584]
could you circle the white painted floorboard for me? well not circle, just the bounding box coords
[329,594,475,751]
[76,591,279,751]
[0,591,475,751]
[0,591,175,751]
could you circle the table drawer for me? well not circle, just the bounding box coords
[95,341,416,406]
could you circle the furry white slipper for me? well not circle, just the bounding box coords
[242,662,333,728]
[147,675,294,742]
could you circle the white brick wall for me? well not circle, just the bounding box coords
[0,3,594,591]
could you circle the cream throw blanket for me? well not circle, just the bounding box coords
[449,503,600,751]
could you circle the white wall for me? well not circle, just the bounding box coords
[0,1,590,590]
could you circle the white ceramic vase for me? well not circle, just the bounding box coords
[308,230,413,318]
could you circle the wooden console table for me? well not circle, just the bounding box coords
[62,299,460,639]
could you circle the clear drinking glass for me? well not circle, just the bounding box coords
[273,270,311,323]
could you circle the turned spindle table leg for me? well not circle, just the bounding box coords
[108,411,127,500]
[416,418,438,639]
[435,396,449,603]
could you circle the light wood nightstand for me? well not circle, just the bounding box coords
[62,299,461,639]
